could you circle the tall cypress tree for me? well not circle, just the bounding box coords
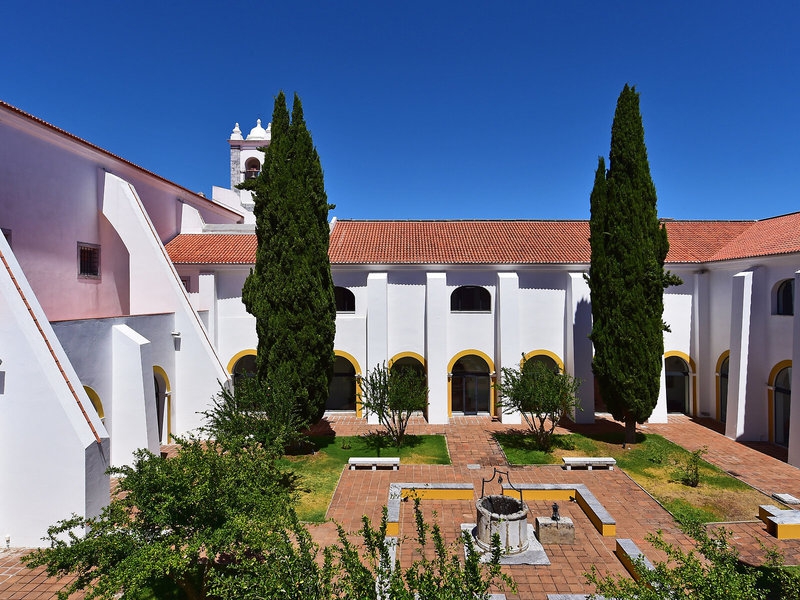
[588,84,680,444]
[242,91,336,424]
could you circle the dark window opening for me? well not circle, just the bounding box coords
[78,243,100,278]
[777,279,794,316]
[335,287,355,312]
[450,286,491,312]
[244,158,261,180]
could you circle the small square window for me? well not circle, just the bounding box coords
[78,243,100,279]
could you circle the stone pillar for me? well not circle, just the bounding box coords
[426,273,449,424]
[366,273,388,424]
[496,272,521,424]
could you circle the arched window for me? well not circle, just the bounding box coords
[450,286,491,312]
[153,368,168,444]
[776,279,794,316]
[244,157,261,180]
[774,366,792,447]
[84,386,104,422]
[334,287,355,312]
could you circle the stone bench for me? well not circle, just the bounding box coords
[759,504,800,539]
[348,456,400,470]
[615,538,654,581]
[562,456,616,470]
[503,483,616,537]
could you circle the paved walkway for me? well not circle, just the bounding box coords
[4,414,800,598]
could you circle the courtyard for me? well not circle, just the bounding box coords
[3,414,800,599]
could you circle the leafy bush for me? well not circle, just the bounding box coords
[496,357,581,451]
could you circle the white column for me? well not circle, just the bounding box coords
[496,272,521,424]
[726,268,766,440]
[788,270,800,466]
[425,273,449,424]
[366,273,388,424]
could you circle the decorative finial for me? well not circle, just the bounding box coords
[230,122,243,140]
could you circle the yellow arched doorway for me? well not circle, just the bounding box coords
[448,350,495,417]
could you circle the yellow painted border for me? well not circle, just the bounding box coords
[153,365,173,443]
[400,487,473,501]
[447,349,496,417]
[768,360,792,444]
[83,386,104,420]
[388,351,426,369]
[664,351,697,416]
[522,349,565,372]
[335,350,363,418]
[715,350,730,422]
[226,349,257,375]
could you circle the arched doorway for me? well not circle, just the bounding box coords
[718,354,730,423]
[390,356,426,381]
[523,351,562,374]
[451,354,491,415]
[232,353,257,387]
[665,356,691,414]
[773,366,792,447]
[153,367,169,444]
[327,355,357,411]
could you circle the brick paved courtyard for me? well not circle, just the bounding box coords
[3,414,800,599]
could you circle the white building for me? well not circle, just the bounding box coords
[2,101,799,547]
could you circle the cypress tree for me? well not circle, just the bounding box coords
[588,84,680,444]
[242,91,336,424]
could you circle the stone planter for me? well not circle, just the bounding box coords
[475,494,529,554]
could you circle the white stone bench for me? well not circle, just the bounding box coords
[562,456,616,470]
[348,456,400,470]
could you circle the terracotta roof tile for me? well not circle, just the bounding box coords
[165,215,800,266]
[165,234,257,264]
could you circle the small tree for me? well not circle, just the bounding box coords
[496,357,581,451]
[358,363,428,447]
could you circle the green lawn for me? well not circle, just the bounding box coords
[495,430,775,524]
[278,434,450,522]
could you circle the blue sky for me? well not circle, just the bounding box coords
[2,1,798,221]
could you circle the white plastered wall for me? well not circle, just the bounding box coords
[101,173,229,435]
[0,237,110,547]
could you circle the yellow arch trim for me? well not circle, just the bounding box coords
[153,366,173,443]
[768,359,792,444]
[388,352,426,369]
[522,349,565,372]
[334,350,363,418]
[83,386,104,420]
[715,350,730,422]
[227,349,257,374]
[447,349,496,417]
[664,351,697,416]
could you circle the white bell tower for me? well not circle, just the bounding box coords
[227,119,271,215]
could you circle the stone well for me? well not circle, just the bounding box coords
[475,494,530,554]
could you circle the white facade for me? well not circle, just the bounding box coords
[0,102,240,546]
[2,101,800,547]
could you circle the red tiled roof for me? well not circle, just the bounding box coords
[165,234,257,264]
[709,212,800,261]
[165,215,800,266]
